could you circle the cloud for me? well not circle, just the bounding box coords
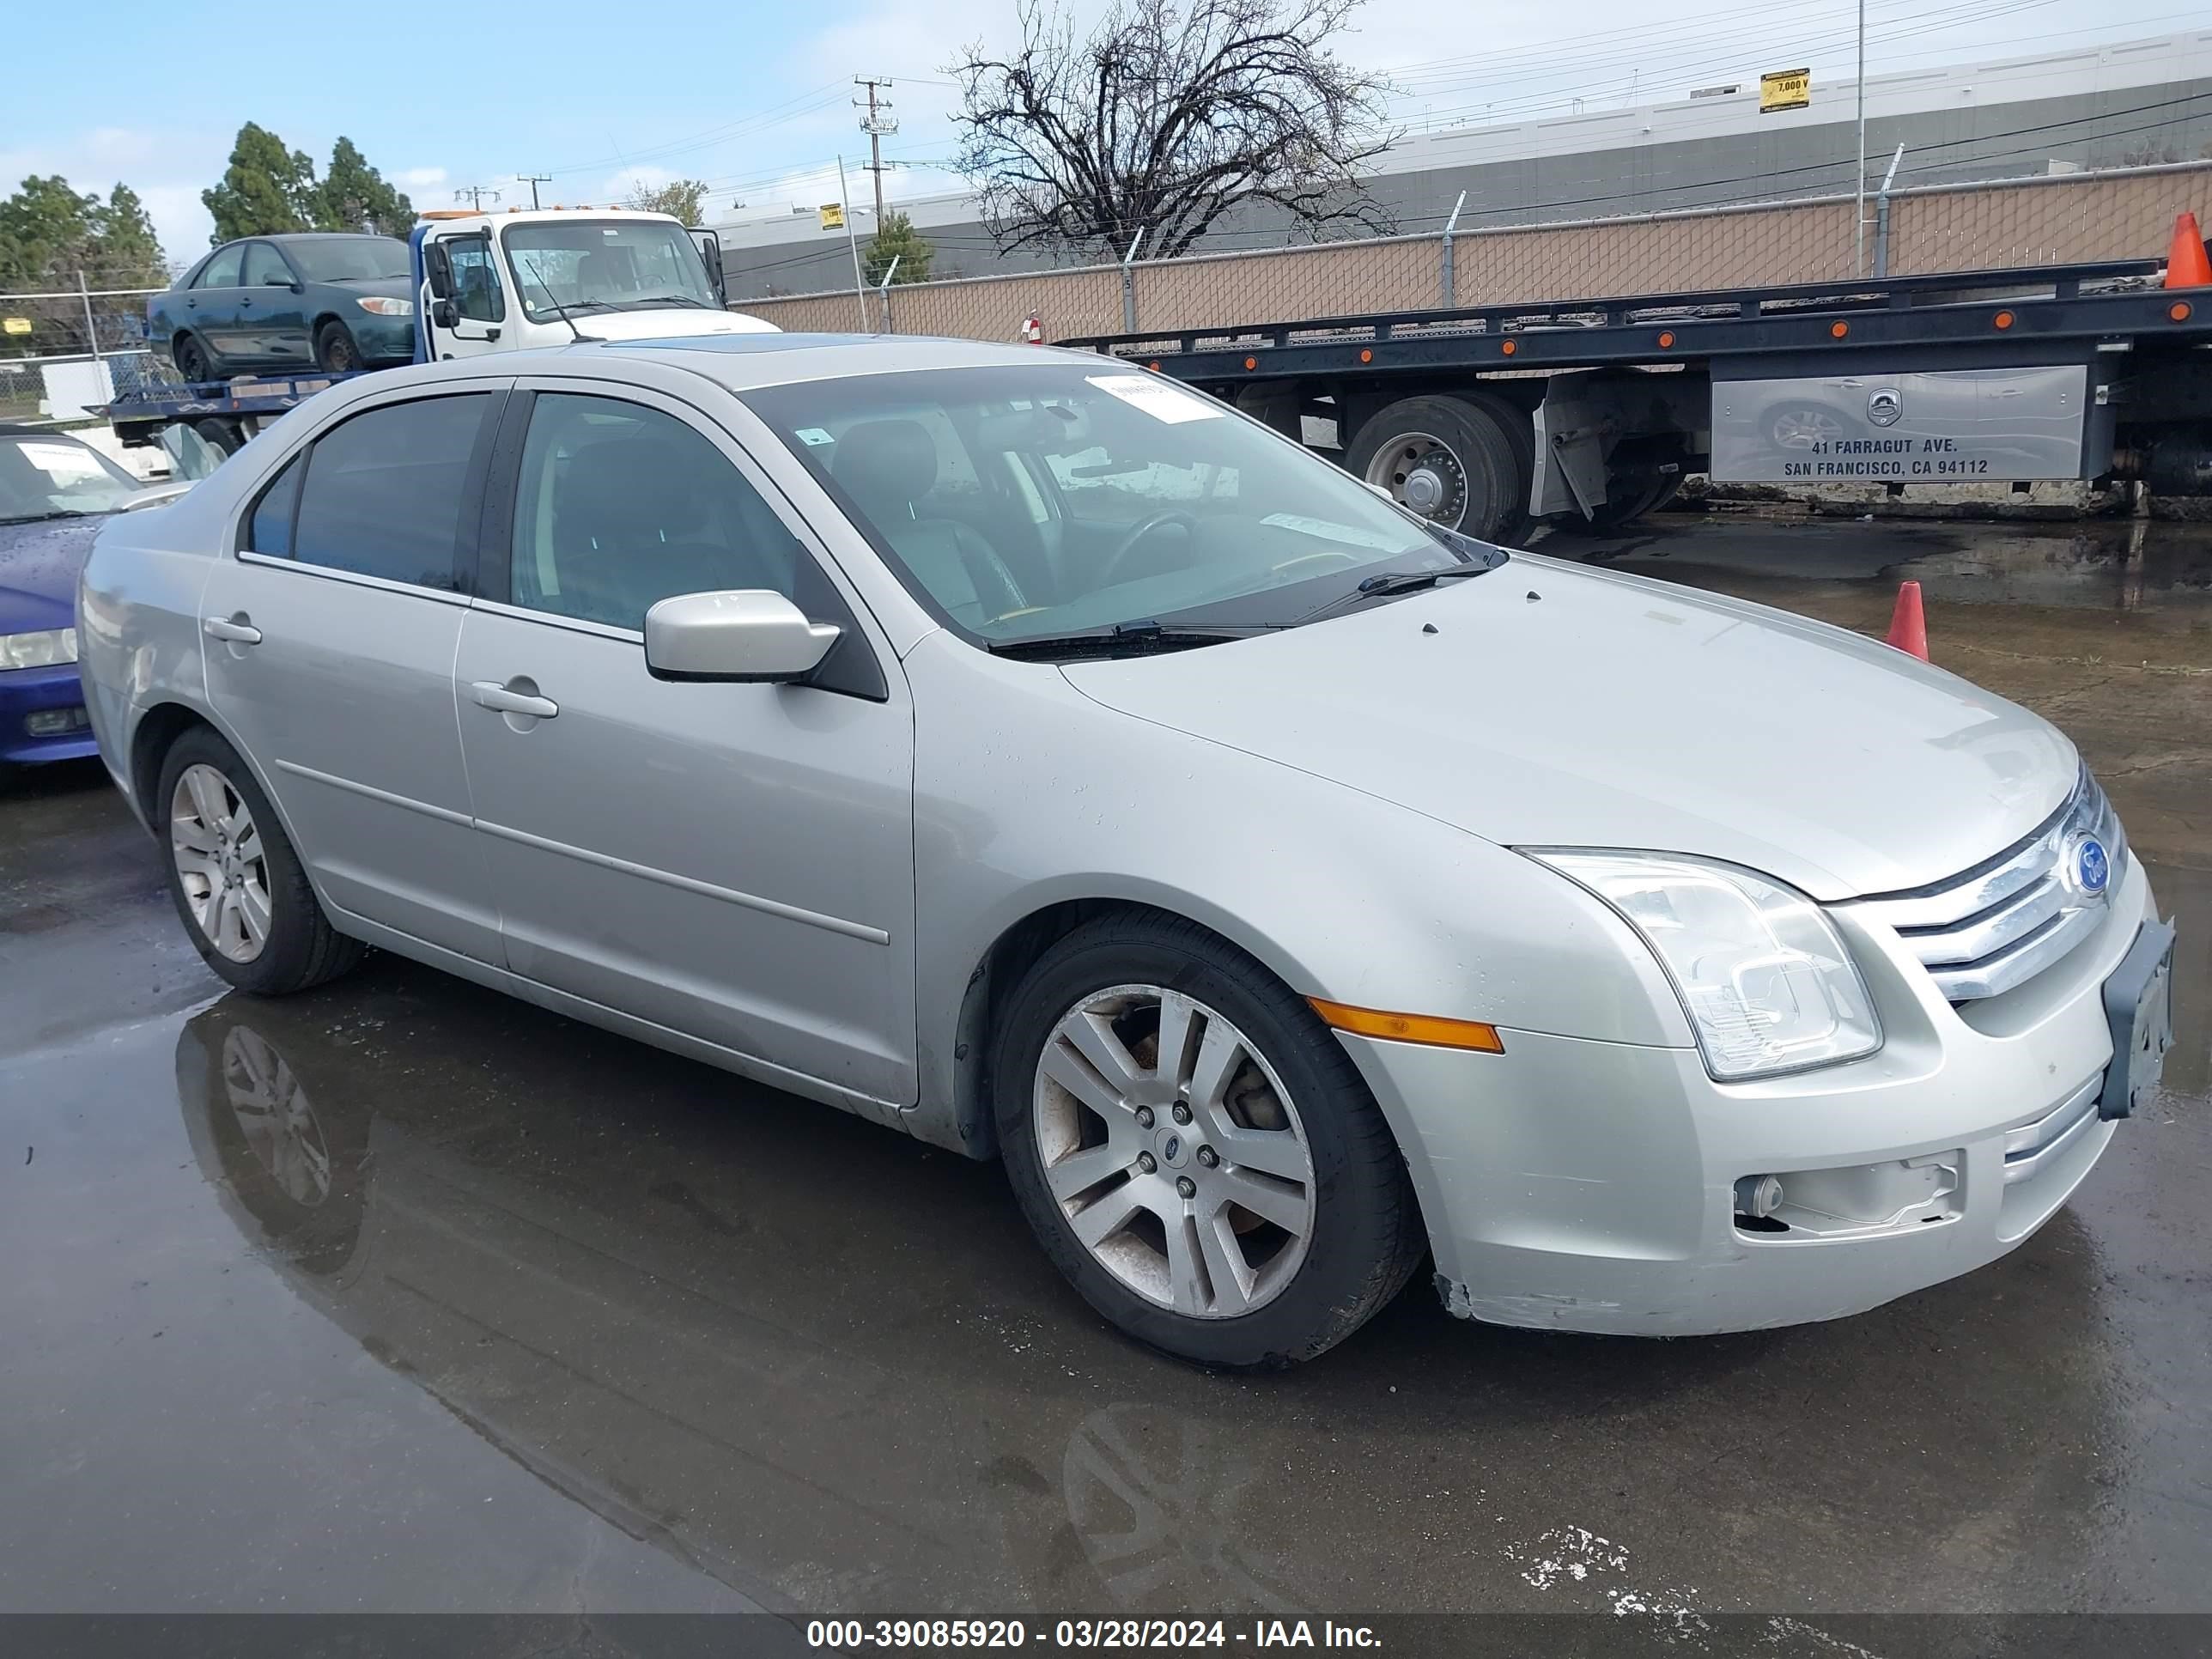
[0,125,227,262]
[399,166,448,188]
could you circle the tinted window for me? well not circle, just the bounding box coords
[508,393,803,629]
[197,246,244,289]
[246,454,304,556]
[289,394,490,589]
[240,243,294,288]
[444,234,504,324]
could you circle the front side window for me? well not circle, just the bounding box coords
[743,365,1477,645]
[500,221,718,323]
[240,243,294,288]
[442,234,504,324]
[507,392,803,629]
[196,246,244,289]
[283,394,492,589]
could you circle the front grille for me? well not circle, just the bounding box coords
[1849,767,2127,1002]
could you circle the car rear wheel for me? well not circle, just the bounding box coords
[173,334,211,385]
[313,321,362,374]
[157,727,365,996]
[994,909,1425,1366]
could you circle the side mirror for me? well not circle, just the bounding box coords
[644,590,840,683]
[693,231,726,307]
[1364,481,1396,502]
[432,299,458,331]
[424,241,454,301]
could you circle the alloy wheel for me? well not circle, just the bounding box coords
[171,763,273,963]
[1032,984,1317,1319]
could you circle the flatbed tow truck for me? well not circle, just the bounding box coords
[1060,228,2212,539]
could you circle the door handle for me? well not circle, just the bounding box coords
[471,680,559,720]
[203,616,262,645]
[185,298,197,309]
[240,297,253,307]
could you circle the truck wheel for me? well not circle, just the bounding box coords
[1347,395,1523,543]
[191,418,241,457]
[1554,472,1681,536]
[173,335,211,385]
[1455,391,1535,545]
[314,321,362,374]
[993,908,1425,1367]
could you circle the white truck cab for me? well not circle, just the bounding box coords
[411,207,776,360]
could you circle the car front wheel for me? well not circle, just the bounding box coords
[156,726,365,995]
[994,909,1425,1366]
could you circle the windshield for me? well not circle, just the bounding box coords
[743,365,1486,644]
[288,237,410,283]
[0,433,143,522]
[501,221,717,320]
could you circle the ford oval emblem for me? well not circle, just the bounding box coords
[2075,837,2110,894]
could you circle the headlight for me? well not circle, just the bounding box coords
[355,296,414,316]
[1526,850,1881,1080]
[0,628,77,669]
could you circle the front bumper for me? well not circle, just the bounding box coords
[0,663,97,764]
[354,313,416,365]
[1340,856,2160,1337]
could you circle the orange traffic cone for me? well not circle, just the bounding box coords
[1886,580,1929,661]
[2164,212,2211,289]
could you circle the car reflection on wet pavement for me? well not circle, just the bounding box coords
[1,518,2207,1624]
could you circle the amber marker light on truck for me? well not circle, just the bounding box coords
[1309,999,1505,1053]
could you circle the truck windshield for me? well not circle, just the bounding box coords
[289,237,410,283]
[501,221,717,319]
[742,363,1492,647]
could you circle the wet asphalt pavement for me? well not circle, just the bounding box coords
[1,516,2207,1626]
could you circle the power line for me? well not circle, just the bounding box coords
[856,76,900,225]
[515,173,550,210]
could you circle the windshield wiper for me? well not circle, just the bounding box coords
[622,293,714,310]
[1291,558,1501,624]
[0,508,100,525]
[985,620,1273,660]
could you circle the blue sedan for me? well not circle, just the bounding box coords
[0,425,183,767]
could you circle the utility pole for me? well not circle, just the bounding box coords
[516,173,550,210]
[454,183,502,211]
[1854,0,1868,275]
[854,76,898,225]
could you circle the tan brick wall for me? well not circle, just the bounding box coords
[732,162,2212,343]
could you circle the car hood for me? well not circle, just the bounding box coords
[325,275,413,299]
[0,514,110,632]
[1056,554,2075,901]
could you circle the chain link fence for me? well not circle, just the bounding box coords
[735,161,2212,344]
[1,281,172,423]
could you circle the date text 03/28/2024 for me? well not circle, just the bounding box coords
[805,1620,1382,1649]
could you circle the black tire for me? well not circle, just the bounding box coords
[155,726,366,996]
[313,320,362,374]
[173,333,212,385]
[1456,390,1536,546]
[993,908,1425,1367]
[1553,471,1681,536]
[191,417,241,457]
[1345,393,1522,543]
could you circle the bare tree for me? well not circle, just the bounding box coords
[950,0,1397,264]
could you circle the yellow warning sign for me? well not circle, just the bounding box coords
[818,203,846,231]
[1,317,30,337]
[1759,68,1811,113]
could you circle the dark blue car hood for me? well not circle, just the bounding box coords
[0,514,112,633]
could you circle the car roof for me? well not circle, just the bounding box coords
[592,332,1114,392]
[0,422,90,441]
[215,231,404,248]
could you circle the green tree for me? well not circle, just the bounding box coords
[623,178,710,227]
[201,122,319,242]
[863,210,934,284]
[316,137,414,235]
[95,185,168,286]
[0,175,173,356]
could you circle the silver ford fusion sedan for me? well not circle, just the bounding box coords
[76,336,2176,1365]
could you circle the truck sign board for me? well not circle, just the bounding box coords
[1759,69,1811,113]
[1711,365,2090,483]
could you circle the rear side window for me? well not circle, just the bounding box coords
[197,246,243,288]
[287,393,491,589]
[246,455,303,556]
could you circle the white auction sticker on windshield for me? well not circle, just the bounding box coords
[1087,374,1222,424]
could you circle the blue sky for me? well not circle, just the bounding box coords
[3,0,2198,265]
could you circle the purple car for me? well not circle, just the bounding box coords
[0,424,183,768]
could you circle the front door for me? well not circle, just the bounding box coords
[422,230,508,361]
[201,385,507,963]
[453,383,918,1105]
[238,241,310,367]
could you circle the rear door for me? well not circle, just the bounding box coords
[238,241,310,367]
[185,243,247,368]
[200,383,509,963]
